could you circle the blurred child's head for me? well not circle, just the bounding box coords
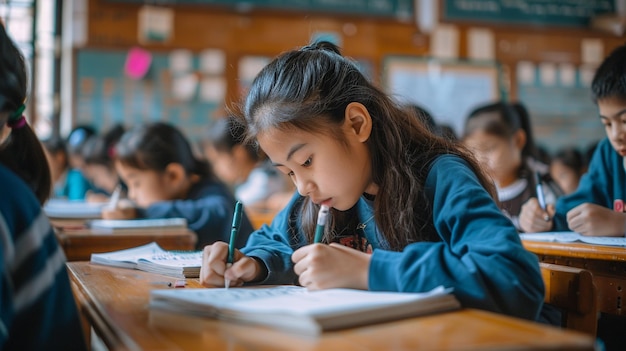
[42,137,69,184]
[462,102,526,187]
[203,116,261,185]
[82,124,125,193]
[114,122,213,208]
[592,44,626,157]
[66,125,96,169]
[550,147,584,195]
[0,23,51,203]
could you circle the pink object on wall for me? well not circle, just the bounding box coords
[125,47,152,79]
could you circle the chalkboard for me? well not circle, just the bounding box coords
[383,57,503,137]
[75,49,221,142]
[106,0,414,19]
[443,0,615,27]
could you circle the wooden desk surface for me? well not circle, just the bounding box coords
[522,240,626,262]
[55,225,197,261]
[67,262,596,351]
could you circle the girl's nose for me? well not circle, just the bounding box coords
[294,177,313,197]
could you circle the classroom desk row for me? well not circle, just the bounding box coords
[67,262,596,351]
[50,219,197,261]
[522,239,626,317]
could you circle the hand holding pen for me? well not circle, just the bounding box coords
[225,201,243,289]
[534,172,550,222]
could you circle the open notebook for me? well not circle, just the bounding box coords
[90,242,201,278]
[520,232,626,246]
[149,285,460,336]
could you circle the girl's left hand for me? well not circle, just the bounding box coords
[566,203,626,237]
[292,243,371,290]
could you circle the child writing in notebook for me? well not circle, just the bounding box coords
[0,22,86,350]
[520,43,626,237]
[199,41,545,321]
[462,101,563,230]
[103,122,253,249]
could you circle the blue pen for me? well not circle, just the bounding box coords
[314,204,330,243]
[534,172,550,221]
[225,201,243,289]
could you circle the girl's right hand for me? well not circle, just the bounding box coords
[519,198,555,233]
[199,242,262,288]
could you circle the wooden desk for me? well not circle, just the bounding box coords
[55,226,197,261]
[67,262,596,351]
[523,240,626,316]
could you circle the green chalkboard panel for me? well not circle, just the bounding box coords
[75,49,220,142]
[106,0,414,19]
[443,0,615,27]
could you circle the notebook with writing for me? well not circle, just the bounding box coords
[149,285,460,336]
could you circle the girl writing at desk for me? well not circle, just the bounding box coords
[103,122,253,249]
[200,41,546,321]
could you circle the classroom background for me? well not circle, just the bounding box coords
[3,0,624,154]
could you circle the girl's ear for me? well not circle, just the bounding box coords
[344,102,372,143]
[513,129,527,151]
[164,163,186,185]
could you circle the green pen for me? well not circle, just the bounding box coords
[225,201,243,289]
[314,204,330,243]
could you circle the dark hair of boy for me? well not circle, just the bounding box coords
[591,45,626,103]
[115,122,215,181]
[0,23,51,204]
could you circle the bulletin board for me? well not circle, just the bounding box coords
[517,63,605,153]
[383,57,503,137]
[442,0,614,27]
[74,49,222,141]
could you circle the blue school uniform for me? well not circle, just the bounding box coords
[139,178,254,250]
[0,164,86,350]
[553,138,626,231]
[241,155,545,321]
[54,168,93,200]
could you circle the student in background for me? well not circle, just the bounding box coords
[409,104,458,141]
[549,147,585,195]
[520,44,626,237]
[202,116,291,209]
[200,42,545,322]
[105,122,253,249]
[462,101,563,230]
[0,22,86,350]
[82,124,125,202]
[42,136,92,200]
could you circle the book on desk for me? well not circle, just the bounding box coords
[87,217,188,231]
[44,199,106,219]
[90,242,201,278]
[149,285,460,336]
